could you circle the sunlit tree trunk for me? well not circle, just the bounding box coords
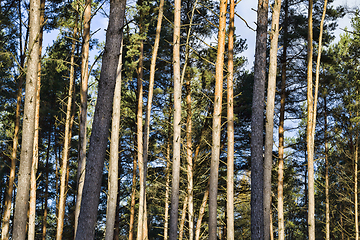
[251,0,269,238]
[105,36,124,240]
[209,0,227,239]
[74,0,125,238]
[169,0,181,237]
[324,96,330,240]
[56,17,78,239]
[164,134,171,240]
[195,185,209,240]
[179,195,189,240]
[12,0,41,238]
[128,149,137,240]
[74,0,91,234]
[226,0,235,238]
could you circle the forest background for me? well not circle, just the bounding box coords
[1,0,360,239]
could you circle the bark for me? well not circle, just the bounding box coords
[208,0,227,239]
[179,195,189,240]
[12,0,41,238]
[136,38,146,240]
[42,131,51,240]
[74,0,125,238]
[251,0,269,238]
[264,0,281,237]
[355,140,359,240]
[56,16,78,239]
[75,0,91,233]
[1,2,27,238]
[164,152,171,240]
[105,37,124,240]
[169,0,181,237]
[277,0,288,238]
[324,97,330,240]
[226,0,235,238]
[128,150,137,240]
[195,185,209,240]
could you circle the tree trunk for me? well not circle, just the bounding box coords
[179,195,189,240]
[128,149,137,240]
[226,0,235,239]
[264,0,281,238]
[324,96,330,240]
[12,0,41,238]
[169,0,181,237]
[251,0,269,238]
[209,1,227,239]
[164,133,171,240]
[56,15,78,239]
[277,0,288,238]
[105,37,124,240]
[42,130,51,240]
[355,140,359,240]
[74,0,125,238]
[74,0,91,234]
[195,185,209,240]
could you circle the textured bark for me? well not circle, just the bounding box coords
[264,0,281,238]
[74,0,125,238]
[56,17,78,239]
[12,0,41,239]
[128,151,137,240]
[164,136,171,240]
[226,0,235,238]
[209,0,227,239]
[169,0,181,237]
[105,36,124,240]
[195,185,209,240]
[136,38,146,240]
[277,0,288,238]
[28,1,45,238]
[74,0,91,234]
[251,0,269,238]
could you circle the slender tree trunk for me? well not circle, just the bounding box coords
[75,0,91,234]
[324,96,330,240]
[226,0,235,239]
[277,0,288,238]
[264,0,281,238]
[169,0,182,237]
[164,135,171,240]
[136,38,146,240]
[105,37,124,240]
[28,1,45,238]
[12,0,41,238]
[209,1,227,239]
[179,195,189,240]
[114,175,121,240]
[128,150,137,240]
[195,185,209,240]
[42,130,51,240]
[356,140,359,240]
[74,0,125,238]
[56,17,78,239]
[251,0,269,238]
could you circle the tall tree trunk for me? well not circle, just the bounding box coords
[75,0,91,234]
[56,17,78,239]
[74,0,125,238]
[12,0,41,238]
[226,0,235,239]
[277,0,288,238]
[195,185,209,240]
[355,139,359,240]
[209,0,227,239]
[28,0,45,237]
[179,195,189,240]
[136,38,146,240]
[1,2,27,239]
[324,96,330,240]
[164,142,171,240]
[105,37,124,240]
[169,0,182,237]
[264,0,281,237]
[251,0,269,238]
[42,130,51,240]
[128,149,137,240]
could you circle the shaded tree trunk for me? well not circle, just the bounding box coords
[42,130,51,240]
[12,0,41,238]
[128,149,137,240]
[195,185,209,240]
[324,96,330,240]
[179,195,189,240]
[74,0,126,238]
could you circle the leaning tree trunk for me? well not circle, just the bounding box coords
[74,0,91,234]
[195,185,209,240]
[105,36,125,240]
[12,0,41,238]
[208,0,227,239]
[226,0,235,238]
[264,0,281,237]
[169,0,182,237]
[251,0,269,238]
[74,0,126,238]
[56,17,78,239]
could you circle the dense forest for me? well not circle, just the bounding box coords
[0,0,359,239]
